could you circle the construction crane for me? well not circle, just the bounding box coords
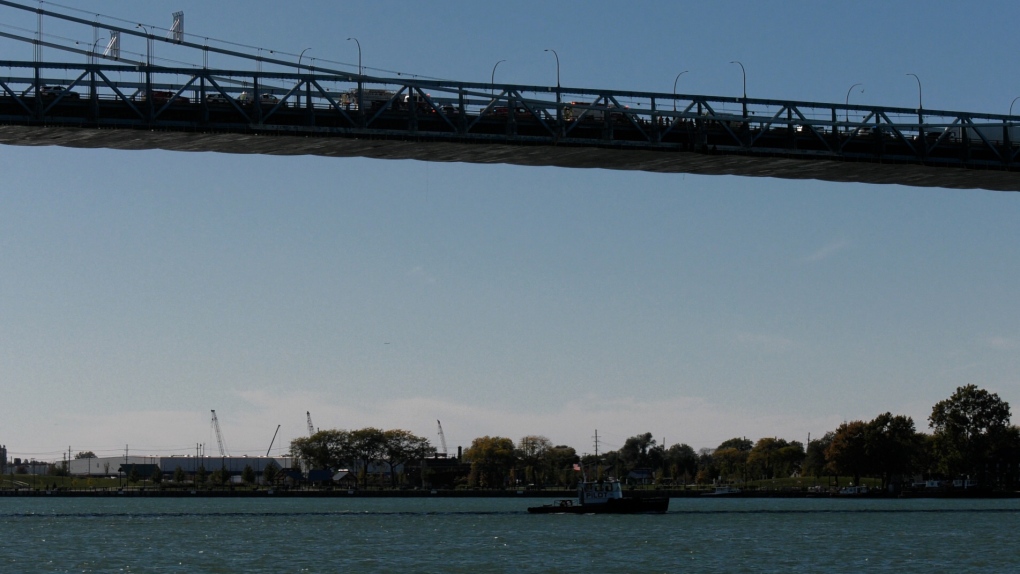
[211,410,228,457]
[436,420,448,458]
[266,424,281,457]
[306,411,315,436]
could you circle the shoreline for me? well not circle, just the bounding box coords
[2,488,1017,499]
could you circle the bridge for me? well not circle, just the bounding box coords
[1,1,1019,192]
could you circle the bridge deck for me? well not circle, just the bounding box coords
[0,61,1018,191]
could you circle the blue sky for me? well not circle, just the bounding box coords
[2,1,1019,462]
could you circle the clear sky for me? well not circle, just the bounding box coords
[2,1,1019,462]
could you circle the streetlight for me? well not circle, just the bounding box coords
[730,60,746,116]
[672,70,688,112]
[544,49,560,89]
[297,48,311,70]
[1010,96,1020,117]
[845,83,863,124]
[906,73,922,110]
[136,24,151,66]
[346,37,362,76]
[90,37,105,65]
[491,59,506,96]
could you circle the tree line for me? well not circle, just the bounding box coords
[288,385,1020,490]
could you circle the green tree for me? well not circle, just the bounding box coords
[517,436,552,486]
[241,464,256,486]
[150,467,163,486]
[664,444,698,485]
[929,384,1012,482]
[825,421,869,485]
[803,432,834,478]
[747,438,804,480]
[74,451,96,460]
[866,412,920,489]
[263,460,280,485]
[127,466,140,485]
[381,429,435,487]
[618,432,657,472]
[349,428,387,488]
[289,429,352,471]
[173,466,186,484]
[542,445,579,487]
[195,464,208,486]
[463,436,516,488]
[211,464,230,486]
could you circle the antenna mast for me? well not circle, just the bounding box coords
[436,420,449,457]
[211,410,228,456]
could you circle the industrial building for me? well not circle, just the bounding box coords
[68,456,295,480]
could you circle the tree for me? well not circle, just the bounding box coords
[74,451,96,460]
[150,466,163,486]
[517,436,552,485]
[127,466,140,485]
[263,460,280,485]
[825,421,869,485]
[195,464,208,486]
[173,466,186,484]
[747,438,803,480]
[866,412,919,489]
[542,445,580,487]
[618,432,657,472]
[380,429,435,487]
[241,464,256,486]
[289,429,352,472]
[664,444,698,485]
[210,464,230,486]
[929,384,1012,481]
[463,436,516,488]
[802,433,834,478]
[349,428,387,488]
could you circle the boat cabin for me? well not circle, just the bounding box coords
[577,479,624,505]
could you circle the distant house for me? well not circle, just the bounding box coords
[333,470,358,489]
[627,468,655,485]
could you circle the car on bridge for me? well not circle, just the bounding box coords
[135,90,190,105]
[33,85,80,100]
[238,92,279,106]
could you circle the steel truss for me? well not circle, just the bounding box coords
[0,0,1018,190]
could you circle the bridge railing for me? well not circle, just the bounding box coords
[3,59,1020,170]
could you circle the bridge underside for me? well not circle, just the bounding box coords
[2,124,1016,192]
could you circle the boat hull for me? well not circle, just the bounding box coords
[527,496,669,514]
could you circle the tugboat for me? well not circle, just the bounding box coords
[527,478,669,514]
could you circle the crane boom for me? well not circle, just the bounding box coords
[306,411,315,436]
[266,424,281,457]
[211,410,227,456]
[436,420,448,457]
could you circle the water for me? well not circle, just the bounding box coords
[2,496,1019,573]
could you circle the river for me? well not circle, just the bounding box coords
[1,496,1017,572]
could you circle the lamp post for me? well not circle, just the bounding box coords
[545,49,561,127]
[135,24,151,66]
[90,37,105,65]
[906,73,922,110]
[845,83,863,125]
[1010,96,1020,117]
[136,24,152,113]
[491,59,505,96]
[346,37,362,76]
[297,48,311,70]
[347,37,362,121]
[730,60,747,118]
[544,49,560,89]
[672,70,688,112]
